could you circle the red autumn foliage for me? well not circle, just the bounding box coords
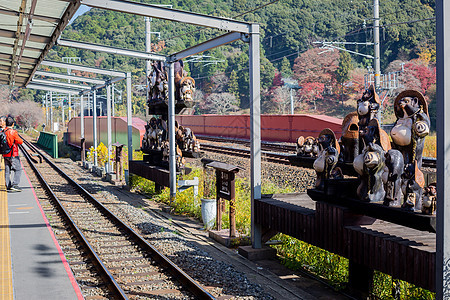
[402,60,436,94]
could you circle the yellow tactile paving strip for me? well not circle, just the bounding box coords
[0,156,12,300]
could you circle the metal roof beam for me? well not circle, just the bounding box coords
[0,8,60,24]
[31,78,92,89]
[41,60,126,77]
[57,38,167,61]
[80,76,125,95]
[0,28,50,44]
[0,53,38,64]
[25,0,81,86]
[0,41,42,52]
[27,83,81,94]
[81,0,252,33]
[35,70,106,84]
[170,32,242,62]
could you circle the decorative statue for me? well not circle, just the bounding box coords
[401,162,425,211]
[148,60,195,105]
[313,129,340,189]
[161,140,185,171]
[353,143,386,202]
[353,119,391,202]
[391,90,430,168]
[340,112,359,163]
[421,183,437,215]
[141,117,167,152]
[360,118,391,152]
[296,136,319,157]
[357,84,380,133]
[148,61,168,103]
[178,76,196,103]
[390,90,430,210]
[175,122,200,153]
[382,149,405,206]
[182,127,200,152]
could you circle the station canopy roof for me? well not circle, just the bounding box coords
[0,0,80,87]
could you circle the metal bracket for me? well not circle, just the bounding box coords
[241,33,250,43]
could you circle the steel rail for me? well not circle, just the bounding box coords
[201,143,291,165]
[20,141,129,299]
[21,138,215,300]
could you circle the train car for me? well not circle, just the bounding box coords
[66,116,145,150]
[67,114,343,150]
[176,114,343,143]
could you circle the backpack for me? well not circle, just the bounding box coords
[0,129,12,155]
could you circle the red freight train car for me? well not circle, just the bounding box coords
[176,114,342,143]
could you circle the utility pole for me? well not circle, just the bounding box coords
[145,16,152,84]
[373,0,381,90]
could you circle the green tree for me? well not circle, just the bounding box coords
[335,51,352,104]
[280,57,293,78]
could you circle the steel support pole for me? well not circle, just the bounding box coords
[68,67,72,120]
[50,91,53,132]
[112,83,115,117]
[249,25,262,249]
[45,92,48,129]
[145,17,151,78]
[68,94,72,120]
[106,84,112,173]
[126,72,133,176]
[168,62,176,201]
[373,0,381,90]
[61,97,65,126]
[93,90,98,166]
[436,1,450,297]
[80,94,85,162]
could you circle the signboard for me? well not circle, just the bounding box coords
[217,170,235,201]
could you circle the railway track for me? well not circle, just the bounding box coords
[200,143,291,165]
[21,139,215,300]
[198,135,437,169]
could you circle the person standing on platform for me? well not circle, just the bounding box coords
[3,116,23,192]
[0,116,5,171]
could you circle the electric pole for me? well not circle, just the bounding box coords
[145,17,152,81]
[373,0,381,90]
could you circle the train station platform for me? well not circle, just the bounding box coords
[1,157,82,299]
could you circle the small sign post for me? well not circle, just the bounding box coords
[112,142,124,182]
[206,161,241,237]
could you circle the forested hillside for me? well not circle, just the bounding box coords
[38,0,436,120]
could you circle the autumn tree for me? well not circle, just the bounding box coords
[7,100,44,131]
[400,59,436,95]
[293,48,339,106]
